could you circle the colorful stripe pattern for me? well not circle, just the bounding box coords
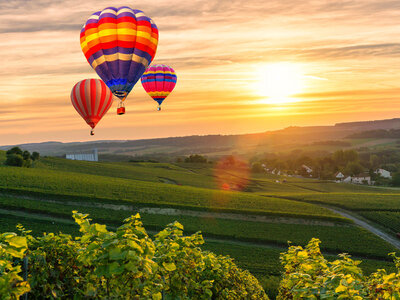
[80,7,159,100]
[141,64,177,106]
[70,79,113,129]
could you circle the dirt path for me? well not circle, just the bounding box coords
[323,206,400,250]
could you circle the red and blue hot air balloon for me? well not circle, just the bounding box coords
[80,7,159,115]
[141,64,177,111]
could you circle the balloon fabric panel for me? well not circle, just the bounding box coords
[141,64,177,105]
[71,79,113,129]
[80,7,158,100]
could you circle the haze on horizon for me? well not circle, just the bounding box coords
[0,0,399,145]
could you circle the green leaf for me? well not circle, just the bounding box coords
[163,262,176,272]
[7,236,27,248]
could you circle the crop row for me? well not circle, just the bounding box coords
[287,193,400,211]
[0,195,395,259]
[0,167,345,221]
[358,211,400,233]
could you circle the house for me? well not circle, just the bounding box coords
[66,149,98,162]
[335,172,345,182]
[375,168,392,179]
[351,173,371,185]
[302,165,313,174]
[343,176,352,183]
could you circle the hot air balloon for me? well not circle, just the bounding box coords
[141,64,177,111]
[71,79,113,135]
[80,7,158,115]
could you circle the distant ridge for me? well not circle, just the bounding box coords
[1,117,399,156]
[335,118,400,130]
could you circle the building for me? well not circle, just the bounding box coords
[351,173,371,185]
[375,168,392,179]
[66,149,98,162]
[335,172,345,182]
[343,176,352,183]
[302,165,313,174]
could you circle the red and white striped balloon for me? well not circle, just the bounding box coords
[71,79,113,135]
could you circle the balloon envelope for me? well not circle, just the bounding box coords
[141,64,177,109]
[71,79,113,133]
[80,6,158,104]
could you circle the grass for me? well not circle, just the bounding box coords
[0,167,345,221]
[0,195,395,259]
[289,193,400,211]
[38,157,218,189]
[359,211,400,233]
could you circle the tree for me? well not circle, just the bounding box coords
[251,162,264,173]
[4,148,38,167]
[370,154,380,169]
[344,161,364,176]
[6,147,23,156]
[31,151,40,161]
[184,154,207,163]
[392,173,400,187]
[22,150,31,160]
[4,154,24,167]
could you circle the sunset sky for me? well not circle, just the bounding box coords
[1,0,400,145]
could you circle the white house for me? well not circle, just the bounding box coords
[302,165,313,174]
[66,149,98,162]
[351,173,371,185]
[335,172,345,182]
[343,176,352,183]
[375,168,392,179]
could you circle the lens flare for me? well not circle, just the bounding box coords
[214,156,250,192]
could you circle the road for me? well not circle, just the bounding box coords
[324,206,400,250]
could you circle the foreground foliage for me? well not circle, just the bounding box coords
[278,238,400,299]
[0,212,268,299]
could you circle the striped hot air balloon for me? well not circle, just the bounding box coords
[70,79,113,135]
[80,6,159,115]
[141,64,177,111]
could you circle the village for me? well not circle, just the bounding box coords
[263,164,392,186]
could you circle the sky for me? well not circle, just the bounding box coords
[0,0,399,145]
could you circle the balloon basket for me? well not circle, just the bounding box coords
[157,106,161,111]
[117,107,125,115]
[90,129,95,136]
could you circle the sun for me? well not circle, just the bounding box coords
[256,63,304,104]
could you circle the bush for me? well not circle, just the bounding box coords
[251,162,264,173]
[31,152,40,161]
[5,154,24,167]
[4,148,38,168]
[278,238,400,299]
[6,147,23,156]
[392,173,400,187]
[184,154,208,163]
[1,213,268,299]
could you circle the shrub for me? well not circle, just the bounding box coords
[278,238,400,299]
[4,148,38,168]
[31,152,40,161]
[5,154,24,167]
[1,213,268,299]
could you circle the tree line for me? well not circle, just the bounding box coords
[4,147,40,167]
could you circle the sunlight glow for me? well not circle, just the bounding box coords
[256,63,304,104]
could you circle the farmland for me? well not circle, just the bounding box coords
[1,150,400,297]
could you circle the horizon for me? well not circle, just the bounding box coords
[1,0,400,145]
[1,116,399,147]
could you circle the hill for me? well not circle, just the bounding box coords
[1,151,400,297]
[1,117,400,158]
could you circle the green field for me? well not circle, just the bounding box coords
[0,167,347,221]
[290,193,400,210]
[1,150,400,297]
